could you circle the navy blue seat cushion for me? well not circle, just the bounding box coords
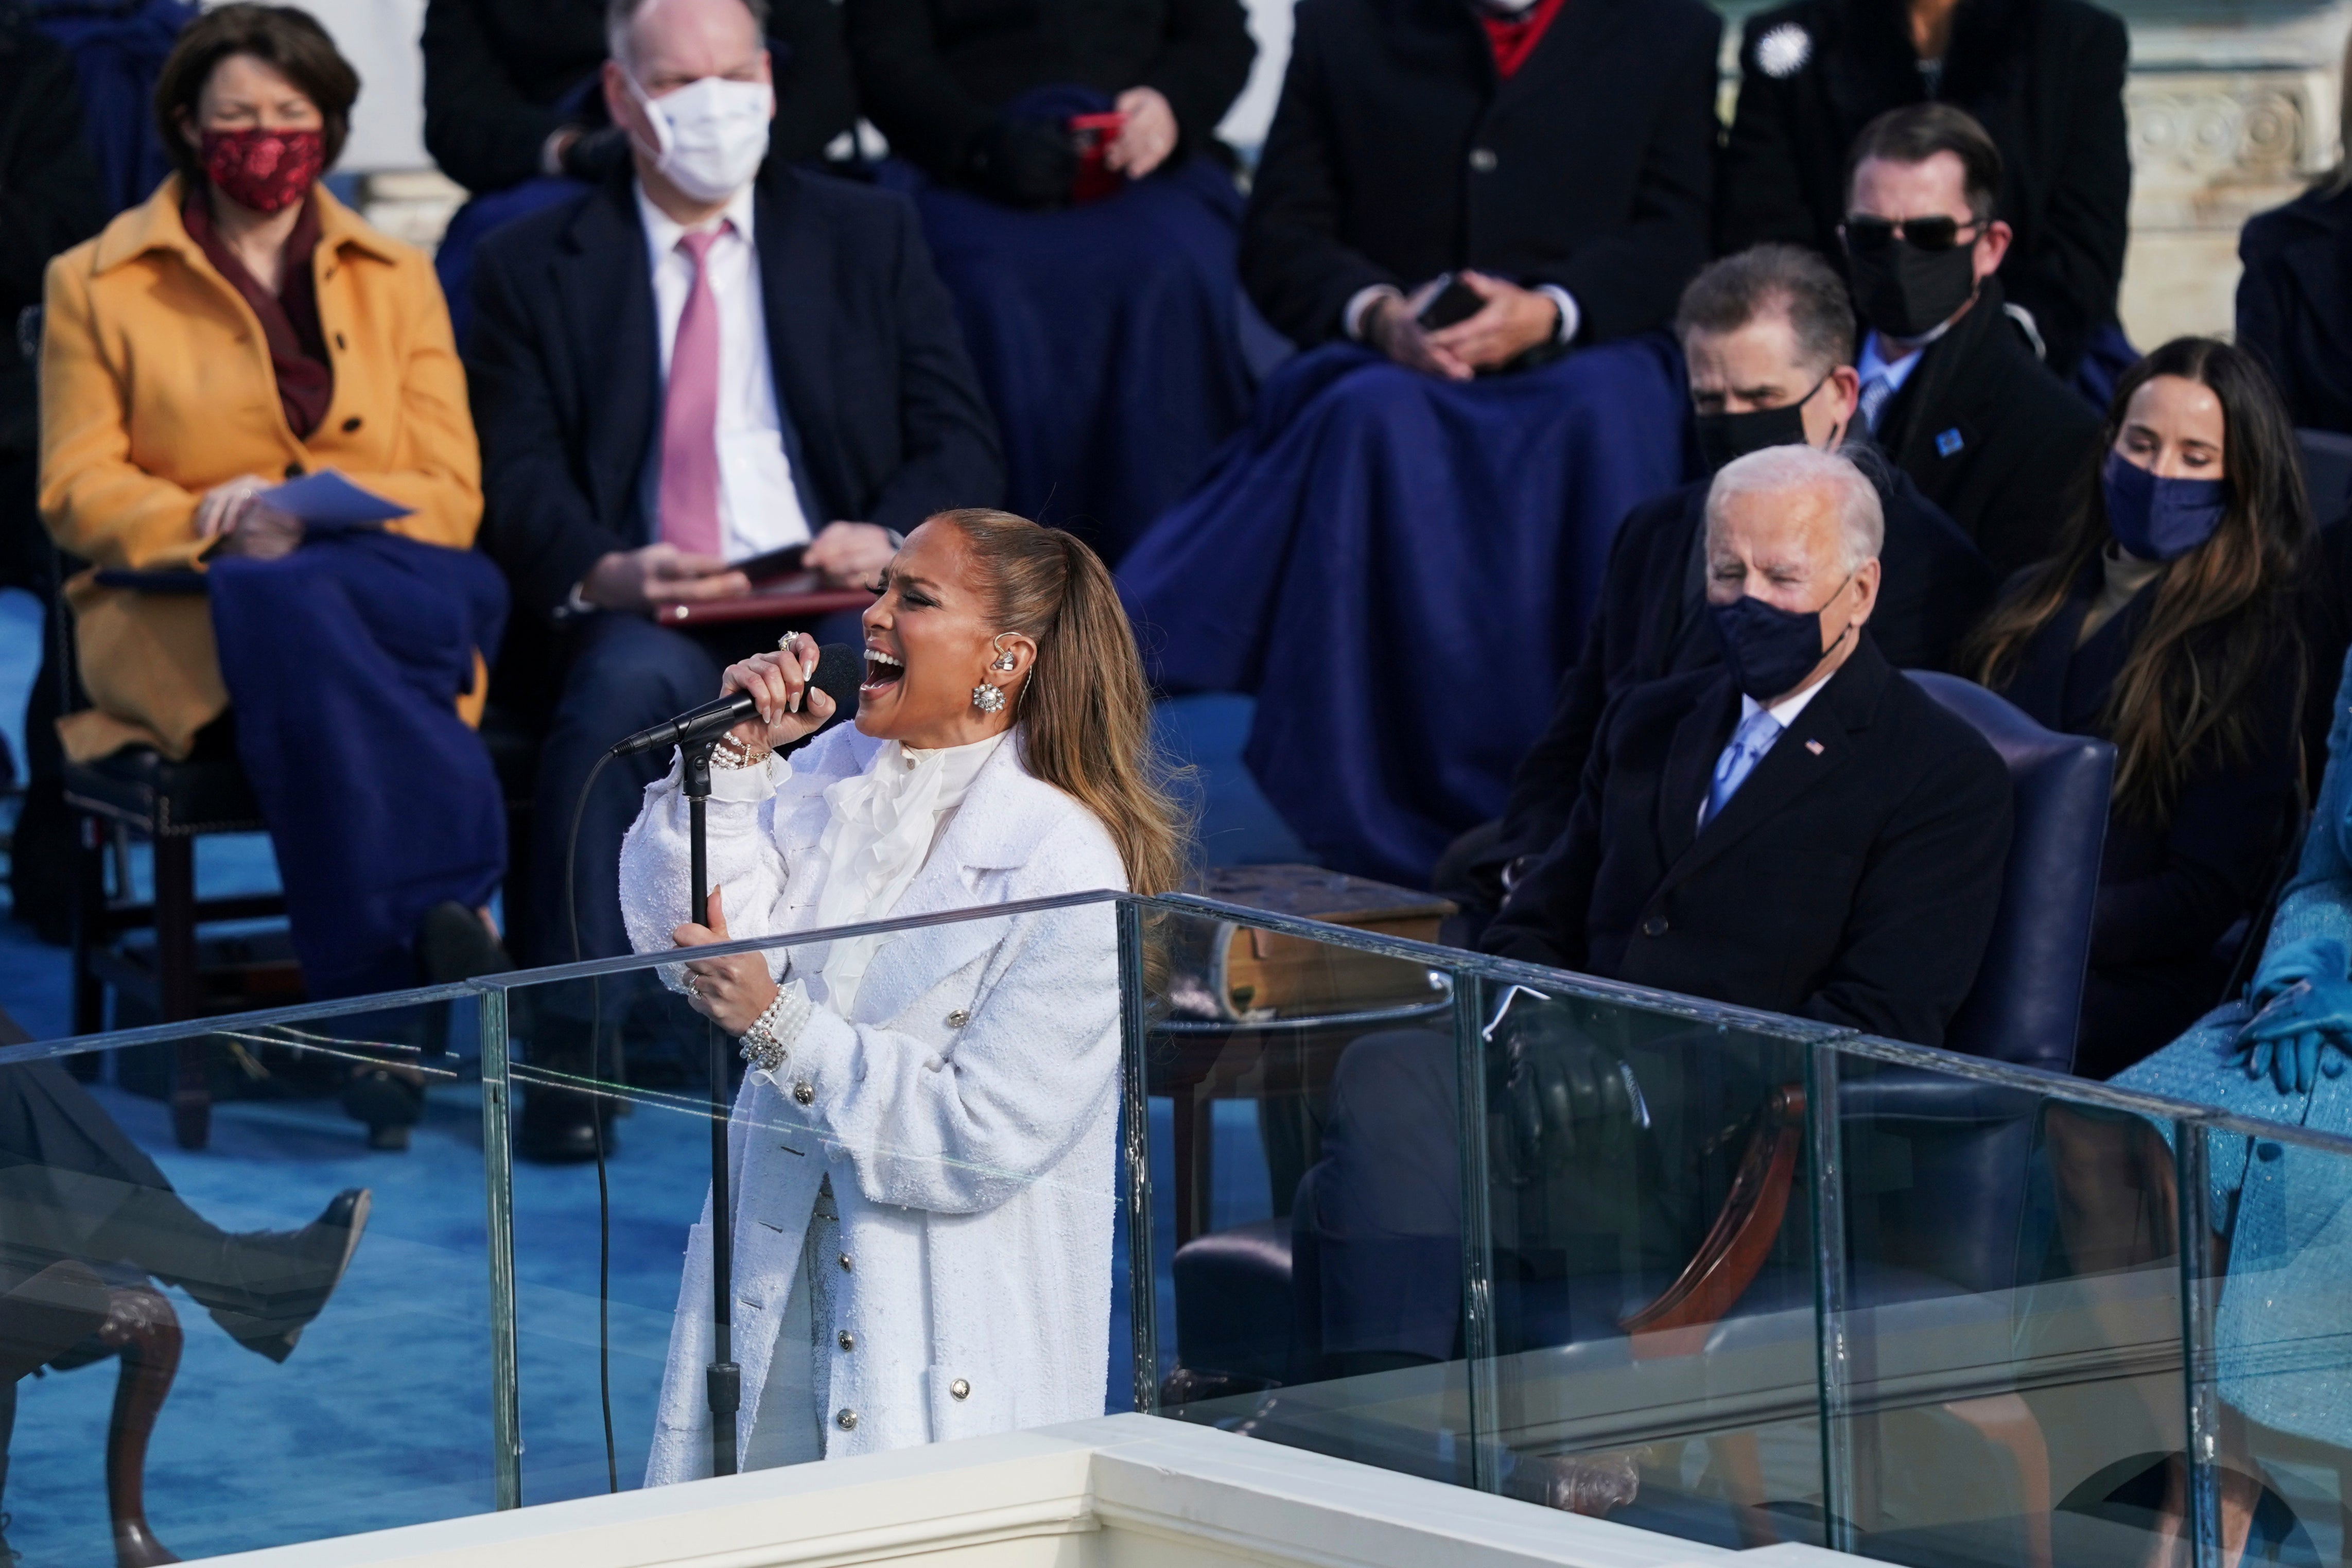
[1906,671,2113,1076]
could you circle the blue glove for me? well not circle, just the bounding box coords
[2238,937,2352,1094]
[2251,935,2348,1006]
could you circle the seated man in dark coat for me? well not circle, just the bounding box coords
[1119,0,1723,884]
[1837,103,2102,578]
[1716,0,2129,384]
[843,0,1256,561]
[1438,243,1994,941]
[1482,443,2013,1037]
[468,0,1001,1158]
[1293,447,2011,1478]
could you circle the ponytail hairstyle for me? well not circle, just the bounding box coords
[1965,337,2310,822]
[937,509,1192,894]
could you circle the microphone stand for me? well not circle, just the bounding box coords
[682,735,740,1478]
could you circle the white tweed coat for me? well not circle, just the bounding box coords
[618,723,1127,1485]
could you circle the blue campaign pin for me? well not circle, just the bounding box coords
[1936,427,1964,457]
[1805,739,1824,755]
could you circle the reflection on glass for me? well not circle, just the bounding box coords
[501,901,1127,1500]
[0,1001,492,1564]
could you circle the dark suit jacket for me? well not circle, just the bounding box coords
[1484,635,2013,1049]
[1487,447,1994,876]
[1,4,106,461]
[1239,0,1720,347]
[422,0,858,194]
[843,0,1254,180]
[1872,279,2102,577]
[2238,183,2352,438]
[1716,0,2129,378]
[467,166,1003,622]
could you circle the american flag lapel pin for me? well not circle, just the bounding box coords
[1805,739,1824,756]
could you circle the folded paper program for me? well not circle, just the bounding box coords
[256,472,412,528]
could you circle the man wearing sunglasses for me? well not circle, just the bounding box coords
[1838,103,2100,577]
[1434,242,1992,945]
[1715,0,2128,384]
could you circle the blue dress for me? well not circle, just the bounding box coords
[2113,644,2352,1446]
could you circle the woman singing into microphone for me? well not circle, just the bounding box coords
[621,509,1186,1481]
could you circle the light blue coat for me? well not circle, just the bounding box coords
[2116,646,2352,1445]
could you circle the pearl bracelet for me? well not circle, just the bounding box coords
[738,981,812,1073]
[712,735,772,771]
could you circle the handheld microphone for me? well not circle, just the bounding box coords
[608,642,863,757]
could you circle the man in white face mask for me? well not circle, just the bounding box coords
[466,0,1002,1160]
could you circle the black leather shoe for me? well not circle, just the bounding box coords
[515,1084,614,1164]
[341,1067,424,1152]
[203,1189,372,1363]
[418,901,514,984]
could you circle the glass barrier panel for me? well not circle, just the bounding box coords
[1823,1039,2352,1568]
[491,896,1131,1502]
[1463,967,1832,1547]
[1142,901,1475,1485]
[0,992,497,1565]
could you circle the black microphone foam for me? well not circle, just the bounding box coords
[609,642,862,757]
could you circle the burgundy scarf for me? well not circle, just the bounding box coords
[183,188,335,440]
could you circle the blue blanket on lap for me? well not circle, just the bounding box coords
[209,532,510,999]
[1120,338,1690,884]
[878,89,1252,562]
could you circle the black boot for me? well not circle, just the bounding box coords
[95,1188,371,1363]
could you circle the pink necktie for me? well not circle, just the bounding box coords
[657,225,726,557]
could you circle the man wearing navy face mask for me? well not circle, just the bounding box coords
[1484,444,2012,1048]
[1838,104,2100,577]
[1434,246,1991,944]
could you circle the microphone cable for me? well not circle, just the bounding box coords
[564,749,622,1495]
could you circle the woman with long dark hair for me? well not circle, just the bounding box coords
[621,509,1187,1479]
[1969,337,2311,1079]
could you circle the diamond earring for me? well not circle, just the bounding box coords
[971,683,1006,714]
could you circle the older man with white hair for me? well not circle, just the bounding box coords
[1484,443,2012,1048]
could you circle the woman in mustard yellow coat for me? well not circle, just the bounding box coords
[41,5,511,1126]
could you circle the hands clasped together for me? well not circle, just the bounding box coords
[1366,271,1563,381]
[2237,935,2352,1094]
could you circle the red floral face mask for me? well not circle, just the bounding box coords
[200,127,324,214]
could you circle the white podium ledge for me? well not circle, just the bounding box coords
[178,1414,1855,1568]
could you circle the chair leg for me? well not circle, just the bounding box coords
[73,814,108,1036]
[97,1286,181,1568]
[153,838,208,1151]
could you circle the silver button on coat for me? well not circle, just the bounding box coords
[793,1081,815,1105]
[836,1408,858,1430]
[949,1378,971,1401]
[838,1330,855,1351]
[947,1008,971,1028]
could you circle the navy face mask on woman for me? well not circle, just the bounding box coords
[1708,576,1854,702]
[1693,375,1830,473]
[2101,449,2228,562]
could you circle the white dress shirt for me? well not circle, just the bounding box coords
[637,181,814,559]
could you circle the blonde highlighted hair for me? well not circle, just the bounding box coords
[936,509,1191,895]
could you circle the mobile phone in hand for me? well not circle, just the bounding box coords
[1069,112,1126,205]
[733,544,807,582]
[1417,273,1484,330]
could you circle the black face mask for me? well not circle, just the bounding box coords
[1846,238,1976,341]
[1708,576,1856,702]
[1693,373,1834,473]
